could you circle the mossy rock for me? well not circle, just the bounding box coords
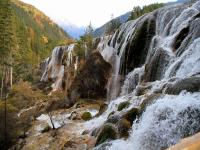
[108,111,115,118]
[117,101,130,111]
[117,118,131,138]
[122,108,139,124]
[107,114,120,124]
[41,125,51,133]
[140,93,162,112]
[95,123,118,146]
[81,112,92,121]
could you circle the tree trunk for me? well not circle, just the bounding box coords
[4,94,7,150]
[10,66,12,88]
[1,77,3,99]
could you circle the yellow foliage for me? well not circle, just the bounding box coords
[42,35,48,44]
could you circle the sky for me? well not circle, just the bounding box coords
[21,0,177,28]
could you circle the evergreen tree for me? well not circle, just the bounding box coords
[128,3,164,21]
[105,14,121,35]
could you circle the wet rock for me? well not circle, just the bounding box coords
[41,124,51,133]
[135,84,152,96]
[117,118,131,138]
[122,108,139,125]
[120,14,156,75]
[164,77,200,95]
[107,114,120,124]
[68,52,112,106]
[117,101,130,111]
[95,123,118,146]
[82,130,90,135]
[142,48,171,82]
[172,26,190,51]
[69,111,79,120]
[140,93,163,112]
[108,111,115,118]
[91,127,101,137]
[81,112,92,121]
[96,103,108,117]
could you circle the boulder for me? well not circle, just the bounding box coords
[117,118,131,138]
[81,112,92,121]
[122,108,139,125]
[117,101,130,111]
[107,114,120,124]
[95,123,118,146]
[164,77,200,95]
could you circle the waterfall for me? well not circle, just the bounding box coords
[98,91,200,150]
[92,1,200,149]
[120,66,144,96]
[41,44,75,91]
[98,20,138,100]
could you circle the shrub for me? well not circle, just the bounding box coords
[81,112,92,121]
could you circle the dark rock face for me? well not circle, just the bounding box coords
[142,48,171,82]
[67,52,112,106]
[164,76,200,95]
[120,14,156,75]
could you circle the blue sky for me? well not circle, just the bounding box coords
[21,0,177,28]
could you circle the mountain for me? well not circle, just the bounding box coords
[92,12,130,37]
[0,0,72,82]
[62,24,85,39]
[50,17,85,39]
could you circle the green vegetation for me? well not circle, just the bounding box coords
[95,123,118,146]
[0,0,72,91]
[128,3,164,21]
[0,81,47,149]
[74,23,94,60]
[105,17,121,35]
[81,112,92,121]
[0,80,67,149]
[117,101,130,111]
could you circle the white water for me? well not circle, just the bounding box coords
[99,21,137,100]
[99,92,200,150]
[36,113,71,129]
[82,93,145,132]
[41,44,75,91]
[164,38,200,78]
[92,1,200,150]
[120,66,144,96]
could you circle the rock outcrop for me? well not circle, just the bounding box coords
[67,52,111,106]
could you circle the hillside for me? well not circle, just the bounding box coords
[92,12,130,37]
[0,0,72,83]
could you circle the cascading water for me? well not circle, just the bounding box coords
[41,44,75,91]
[120,66,144,96]
[36,1,200,149]
[98,91,200,150]
[91,1,200,149]
[99,20,138,100]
